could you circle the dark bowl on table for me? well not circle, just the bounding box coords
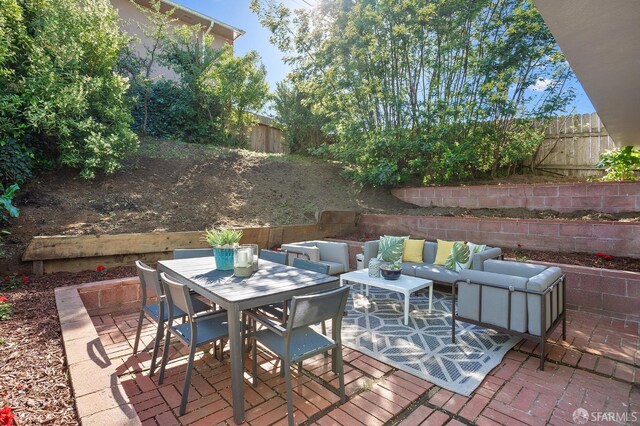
[380,267,401,280]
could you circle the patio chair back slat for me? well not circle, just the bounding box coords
[288,286,349,330]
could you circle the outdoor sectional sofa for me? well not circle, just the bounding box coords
[361,239,503,285]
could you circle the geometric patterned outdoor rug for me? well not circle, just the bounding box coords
[338,283,521,396]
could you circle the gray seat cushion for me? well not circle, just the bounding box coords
[484,259,546,278]
[400,262,429,276]
[415,264,459,284]
[319,260,345,275]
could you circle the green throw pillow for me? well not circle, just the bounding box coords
[377,235,408,263]
[444,241,471,271]
[467,242,486,269]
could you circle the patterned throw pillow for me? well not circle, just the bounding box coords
[445,241,471,271]
[467,242,487,269]
[377,235,408,263]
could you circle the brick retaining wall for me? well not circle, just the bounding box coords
[533,261,640,323]
[358,214,640,258]
[392,182,640,213]
[77,277,143,316]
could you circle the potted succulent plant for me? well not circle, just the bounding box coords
[380,260,402,280]
[203,227,243,271]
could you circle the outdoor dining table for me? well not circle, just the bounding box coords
[156,256,339,424]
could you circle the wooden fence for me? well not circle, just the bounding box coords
[527,113,616,177]
[249,115,288,154]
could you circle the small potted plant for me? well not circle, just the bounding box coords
[203,227,243,271]
[380,260,402,280]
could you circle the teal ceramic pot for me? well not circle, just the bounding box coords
[213,247,234,270]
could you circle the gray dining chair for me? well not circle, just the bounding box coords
[257,256,331,324]
[172,248,212,259]
[248,286,350,426]
[259,249,288,265]
[132,260,211,376]
[157,272,229,416]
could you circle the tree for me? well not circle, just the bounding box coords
[253,0,575,186]
[208,47,270,143]
[157,24,270,144]
[129,0,177,136]
[273,80,326,153]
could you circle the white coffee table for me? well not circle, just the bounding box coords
[340,269,433,325]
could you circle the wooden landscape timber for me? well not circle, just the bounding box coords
[22,210,359,275]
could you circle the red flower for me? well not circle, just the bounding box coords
[0,296,8,303]
[21,276,28,284]
[517,243,522,248]
[0,406,14,426]
[595,252,606,258]
[604,255,613,261]
[96,265,106,272]
[3,276,8,281]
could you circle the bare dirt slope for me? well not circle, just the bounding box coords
[3,139,638,274]
[2,140,411,273]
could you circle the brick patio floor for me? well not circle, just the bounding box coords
[92,308,639,425]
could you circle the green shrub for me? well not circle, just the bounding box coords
[0,139,32,186]
[0,0,138,182]
[595,146,640,181]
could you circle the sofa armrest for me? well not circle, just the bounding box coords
[281,244,320,263]
[316,241,349,270]
[363,240,380,269]
[472,247,502,271]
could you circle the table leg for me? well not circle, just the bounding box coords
[366,284,369,297]
[429,286,433,313]
[404,292,409,325]
[228,304,245,424]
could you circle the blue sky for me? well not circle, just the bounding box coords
[174,0,595,114]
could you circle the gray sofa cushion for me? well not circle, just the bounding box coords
[415,264,459,284]
[400,262,422,276]
[458,270,528,333]
[484,259,546,278]
[527,266,564,336]
[422,242,438,264]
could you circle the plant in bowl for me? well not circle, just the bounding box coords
[203,227,243,270]
[380,261,402,280]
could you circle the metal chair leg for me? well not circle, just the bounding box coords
[158,329,172,385]
[321,321,329,358]
[179,342,197,416]
[149,321,164,376]
[251,339,258,386]
[133,309,145,354]
[336,345,346,403]
[284,360,294,426]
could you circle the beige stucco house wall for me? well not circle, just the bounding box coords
[110,0,244,80]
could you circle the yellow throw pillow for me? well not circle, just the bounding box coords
[434,239,456,265]
[403,239,425,263]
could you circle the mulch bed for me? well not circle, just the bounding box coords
[501,248,640,273]
[0,266,135,425]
